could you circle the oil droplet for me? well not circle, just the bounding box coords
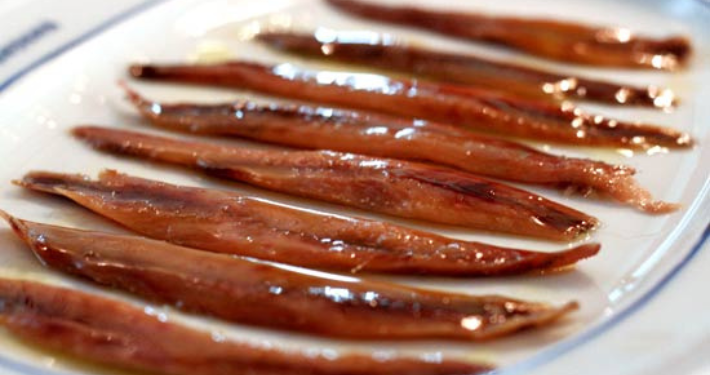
[460,315,483,331]
[595,27,631,43]
[615,88,630,104]
[269,285,283,295]
[321,43,335,55]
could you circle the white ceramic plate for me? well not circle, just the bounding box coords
[0,0,708,374]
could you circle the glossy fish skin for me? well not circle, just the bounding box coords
[126,88,678,214]
[70,127,599,240]
[0,278,492,374]
[325,0,691,70]
[257,31,675,108]
[16,171,600,275]
[1,211,578,341]
[129,62,692,149]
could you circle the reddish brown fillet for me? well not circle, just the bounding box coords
[71,127,599,240]
[129,61,692,149]
[257,31,676,108]
[15,171,599,275]
[0,211,578,341]
[126,87,678,214]
[326,0,691,70]
[0,278,491,374]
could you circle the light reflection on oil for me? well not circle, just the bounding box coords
[595,27,632,44]
[308,286,355,303]
[460,315,483,331]
[271,63,409,96]
[314,27,396,46]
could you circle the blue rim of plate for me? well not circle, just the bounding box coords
[0,0,708,374]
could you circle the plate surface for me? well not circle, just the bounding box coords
[0,0,708,374]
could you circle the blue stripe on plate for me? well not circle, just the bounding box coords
[0,0,168,93]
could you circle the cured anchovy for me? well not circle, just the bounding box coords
[70,127,599,240]
[257,31,676,108]
[325,0,691,70]
[1,210,578,341]
[129,61,692,149]
[16,171,600,275]
[0,278,491,374]
[125,87,678,214]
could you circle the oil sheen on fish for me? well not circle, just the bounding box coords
[1,210,579,341]
[0,278,492,374]
[125,87,677,214]
[15,171,600,275]
[129,61,692,149]
[257,30,676,108]
[325,0,691,70]
[70,127,599,240]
